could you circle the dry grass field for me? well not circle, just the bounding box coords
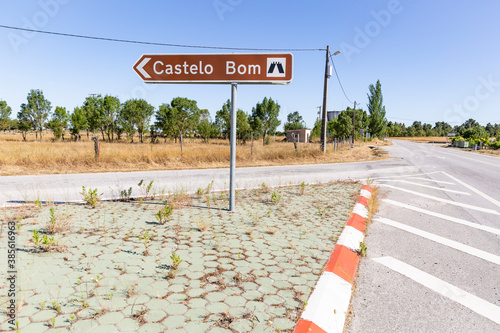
[0,132,391,176]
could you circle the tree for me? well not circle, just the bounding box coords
[47,106,69,140]
[197,109,217,143]
[82,95,104,139]
[328,111,353,139]
[70,107,88,138]
[102,95,120,142]
[367,80,387,138]
[17,106,32,141]
[214,100,231,139]
[311,118,322,139]
[236,110,252,144]
[121,99,155,143]
[251,97,281,145]
[0,100,12,131]
[23,89,52,141]
[284,111,306,131]
[155,97,200,144]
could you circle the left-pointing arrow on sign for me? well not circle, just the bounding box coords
[136,57,151,79]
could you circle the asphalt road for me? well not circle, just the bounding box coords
[347,140,500,333]
[0,148,418,207]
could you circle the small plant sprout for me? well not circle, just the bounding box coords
[138,179,155,199]
[205,180,214,194]
[92,275,101,287]
[40,301,46,309]
[51,301,61,313]
[300,181,307,195]
[156,205,173,225]
[49,317,55,327]
[271,191,282,204]
[70,314,76,322]
[32,229,41,246]
[358,242,367,257]
[80,186,101,208]
[120,187,133,201]
[170,253,183,270]
[139,231,153,255]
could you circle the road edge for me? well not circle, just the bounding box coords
[293,184,373,333]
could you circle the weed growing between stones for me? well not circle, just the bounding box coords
[80,186,101,208]
[156,205,173,225]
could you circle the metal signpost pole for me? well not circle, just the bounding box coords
[320,45,330,153]
[229,83,237,211]
[352,101,356,146]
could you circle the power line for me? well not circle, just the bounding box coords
[0,24,325,52]
[329,52,354,104]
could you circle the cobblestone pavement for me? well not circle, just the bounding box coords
[0,181,361,332]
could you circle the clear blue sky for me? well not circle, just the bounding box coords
[1,0,499,130]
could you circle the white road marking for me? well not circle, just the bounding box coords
[441,171,500,209]
[424,154,445,159]
[375,171,442,180]
[375,217,500,266]
[383,199,500,236]
[372,256,500,325]
[438,150,500,167]
[380,184,500,216]
[379,180,470,195]
[404,177,455,185]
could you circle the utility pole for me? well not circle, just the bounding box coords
[352,101,356,146]
[320,45,330,153]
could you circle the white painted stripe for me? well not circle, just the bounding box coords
[405,177,455,185]
[438,150,500,168]
[352,203,368,218]
[379,180,470,195]
[375,217,500,266]
[373,256,500,325]
[359,189,372,199]
[337,226,365,252]
[380,184,500,216]
[374,171,442,180]
[441,171,500,209]
[301,271,352,333]
[383,199,500,236]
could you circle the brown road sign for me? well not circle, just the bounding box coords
[133,53,293,84]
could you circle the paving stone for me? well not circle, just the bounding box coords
[164,303,187,315]
[205,292,226,302]
[137,323,165,332]
[91,324,119,332]
[32,309,58,322]
[71,319,99,332]
[115,317,140,332]
[146,309,166,322]
[162,314,186,328]
[224,295,246,307]
[96,311,124,325]
[230,318,254,332]
[272,317,295,330]
[184,321,211,333]
[206,302,229,314]
[166,293,187,303]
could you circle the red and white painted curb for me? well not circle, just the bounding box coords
[294,185,373,333]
